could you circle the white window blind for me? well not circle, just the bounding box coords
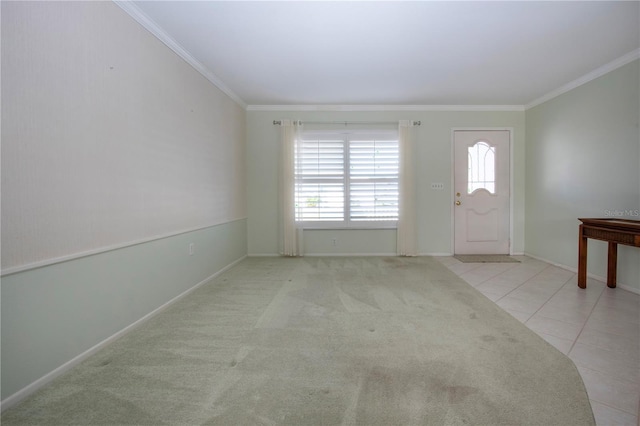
[295,138,345,222]
[349,139,399,221]
[295,130,399,228]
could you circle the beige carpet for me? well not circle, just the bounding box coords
[1,257,593,425]
[454,255,521,263]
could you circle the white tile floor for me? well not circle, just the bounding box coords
[438,255,640,426]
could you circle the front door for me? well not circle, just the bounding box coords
[454,130,510,254]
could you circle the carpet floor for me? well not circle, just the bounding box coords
[1,257,594,425]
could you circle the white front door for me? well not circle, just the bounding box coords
[454,130,510,254]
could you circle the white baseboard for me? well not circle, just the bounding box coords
[303,252,397,257]
[251,253,400,257]
[248,253,398,257]
[0,255,247,411]
[524,252,639,295]
[417,253,525,257]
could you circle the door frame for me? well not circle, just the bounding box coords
[450,128,515,255]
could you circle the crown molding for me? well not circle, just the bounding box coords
[112,1,639,114]
[525,49,640,110]
[246,104,526,112]
[113,1,247,109]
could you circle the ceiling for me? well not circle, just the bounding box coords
[127,1,639,108]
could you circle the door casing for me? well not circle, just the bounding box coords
[450,128,514,255]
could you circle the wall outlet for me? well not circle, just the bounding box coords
[430,182,444,190]
[189,243,195,256]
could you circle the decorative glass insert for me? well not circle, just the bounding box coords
[468,141,496,194]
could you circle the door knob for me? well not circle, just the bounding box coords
[455,200,461,206]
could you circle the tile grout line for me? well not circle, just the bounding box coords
[577,365,640,417]
[522,272,584,326]
[567,280,608,356]
[464,261,523,289]
[448,261,485,276]
[590,400,639,424]
[492,263,554,305]
[452,261,554,322]
[515,271,575,324]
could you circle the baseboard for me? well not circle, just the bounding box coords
[251,253,400,257]
[0,255,247,412]
[524,252,639,295]
[417,252,525,257]
[250,252,457,258]
[303,252,397,257]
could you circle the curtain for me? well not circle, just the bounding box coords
[397,120,417,256]
[279,120,304,256]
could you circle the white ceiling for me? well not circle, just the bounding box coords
[127,1,639,108]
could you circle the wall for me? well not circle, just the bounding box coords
[1,221,246,404]
[1,1,246,272]
[247,109,526,256]
[525,60,640,292]
[1,1,247,402]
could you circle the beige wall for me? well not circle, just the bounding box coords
[1,1,246,273]
[525,60,639,291]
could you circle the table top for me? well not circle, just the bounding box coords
[579,218,640,232]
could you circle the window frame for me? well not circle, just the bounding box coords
[295,129,399,230]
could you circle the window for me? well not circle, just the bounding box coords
[295,130,399,228]
[467,141,496,194]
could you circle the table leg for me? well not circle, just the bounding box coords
[607,242,617,288]
[578,224,587,289]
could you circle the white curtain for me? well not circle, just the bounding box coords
[279,120,304,256]
[397,120,417,256]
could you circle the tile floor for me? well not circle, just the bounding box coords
[437,255,639,426]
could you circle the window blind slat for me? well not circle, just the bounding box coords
[348,139,399,221]
[295,135,398,225]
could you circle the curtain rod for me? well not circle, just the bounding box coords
[273,120,421,126]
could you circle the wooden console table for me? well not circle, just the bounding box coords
[578,218,640,288]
